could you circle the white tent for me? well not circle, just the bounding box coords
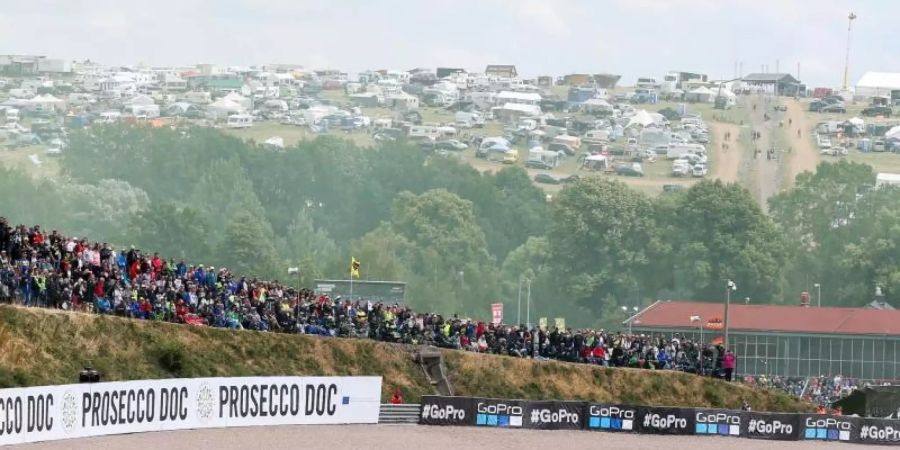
[29,94,66,110]
[885,126,900,140]
[264,136,285,148]
[582,154,608,170]
[626,109,655,128]
[856,72,900,98]
[222,92,252,110]
[686,86,714,103]
[847,117,865,127]
[206,98,245,119]
[127,94,155,106]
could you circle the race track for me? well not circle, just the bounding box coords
[14,424,871,449]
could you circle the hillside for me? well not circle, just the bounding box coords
[0,306,811,412]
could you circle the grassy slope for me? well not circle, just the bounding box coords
[0,306,810,412]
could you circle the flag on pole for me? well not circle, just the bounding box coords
[690,315,701,322]
[351,257,360,279]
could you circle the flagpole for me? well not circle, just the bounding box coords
[349,264,353,301]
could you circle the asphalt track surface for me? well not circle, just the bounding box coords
[15,424,874,449]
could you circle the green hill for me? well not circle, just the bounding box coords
[0,306,810,412]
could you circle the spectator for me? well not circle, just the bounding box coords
[389,388,403,404]
[723,349,736,381]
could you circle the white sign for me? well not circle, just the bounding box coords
[491,303,503,326]
[0,376,381,446]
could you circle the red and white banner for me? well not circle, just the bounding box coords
[491,303,503,326]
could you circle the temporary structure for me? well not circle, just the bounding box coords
[206,98,245,119]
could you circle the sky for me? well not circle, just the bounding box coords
[1,0,898,87]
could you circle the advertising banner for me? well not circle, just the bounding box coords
[491,303,503,326]
[692,408,744,437]
[856,418,900,445]
[472,397,526,428]
[634,406,695,435]
[418,396,473,426]
[745,412,801,441]
[522,401,583,430]
[0,376,381,446]
[585,404,639,432]
[799,414,859,442]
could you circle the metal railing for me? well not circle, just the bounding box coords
[379,404,420,424]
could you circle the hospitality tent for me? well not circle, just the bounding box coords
[28,94,66,111]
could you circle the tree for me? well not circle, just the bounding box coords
[216,212,282,279]
[389,189,500,314]
[130,202,211,262]
[188,158,270,237]
[769,161,890,306]
[547,178,662,315]
[281,209,339,286]
[670,180,786,302]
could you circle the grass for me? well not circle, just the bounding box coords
[0,306,812,411]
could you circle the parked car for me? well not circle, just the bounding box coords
[548,142,576,156]
[861,106,892,117]
[819,104,846,114]
[692,164,709,177]
[559,174,580,184]
[662,184,684,193]
[614,162,644,177]
[435,139,468,151]
[671,159,692,177]
[533,173,561,184]
[525,159,555,170]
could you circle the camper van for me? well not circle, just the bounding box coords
[455,111,484,128]
[408,125,443,140]
[667,144,705,160]
[584,129,610,144]
[227,114,254,129]
[98,111,122,124]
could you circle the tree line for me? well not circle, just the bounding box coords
[2,125,896,327]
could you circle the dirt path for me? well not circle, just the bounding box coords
[782,98,820,186]
[744,95,786,211]
[709,122,742,183]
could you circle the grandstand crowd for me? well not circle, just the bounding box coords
[0,218,873,405]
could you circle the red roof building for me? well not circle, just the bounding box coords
[628,301,900,380]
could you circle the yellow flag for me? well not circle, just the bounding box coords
[351,257,360,279]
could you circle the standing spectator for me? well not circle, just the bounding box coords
[723,349,736,381]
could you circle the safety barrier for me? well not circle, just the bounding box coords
[379,404,421,424]
[0,376,382,446]
[418,395,900,445]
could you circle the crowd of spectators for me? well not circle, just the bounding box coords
[740,375,807,397]
[0,218,750,385]
[802,375,895,406]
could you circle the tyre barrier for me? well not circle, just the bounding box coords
[418,395,900,445]
[378,404,421,424]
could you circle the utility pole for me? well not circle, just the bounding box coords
[814,283,821,307]
[724,280,737,350]
[843,12,858,91]
[516,276,522,325]
[526,278,532,328]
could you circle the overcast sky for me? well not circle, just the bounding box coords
[1,0,897,87]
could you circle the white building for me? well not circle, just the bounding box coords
[496,91,541,106]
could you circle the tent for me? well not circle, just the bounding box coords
[127,94,155,106]
[885,126,900,140]
[206,98,245,119]
[582,98,613,113]
[686,86,714,103]
[582,154,608,171]
[222,92,252,110]
[626,109,656,128]
[263,136,285,149]
[28,94,66,111]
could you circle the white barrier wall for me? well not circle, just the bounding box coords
[0,376,382,446]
